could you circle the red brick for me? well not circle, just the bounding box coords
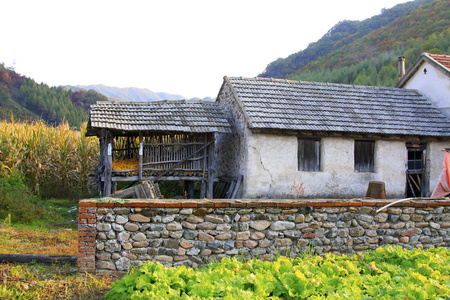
[334,202,349,207]
[78,219,87,224]
[318,202,335,207]
[79,202,97,207]
[247,202,262,208]
[230,202,245,208]
[79,237,95,242]
[200,202,215,208]
[308,202,323,207]
[96,203,114,207]
[350,202,363,207]
[87,219,96,224]
[214,202,230,208]
[182,202,198,208]
[131,202,151,207]
[426,203,440,207]
[291,202,308,208]
[164,202,182,208]
[79,208,88,213]
[79,232,87,236]
[79,214,95,219]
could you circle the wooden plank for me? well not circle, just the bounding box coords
[0,254,77,264]
[231,175,243,199]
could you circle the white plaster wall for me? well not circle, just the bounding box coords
[403,61,450,119]
[244,134,409,199]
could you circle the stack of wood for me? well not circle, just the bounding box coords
[111,181,162,199]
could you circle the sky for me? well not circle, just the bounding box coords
[1,0,410,99]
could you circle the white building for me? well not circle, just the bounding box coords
[397,53,450,118]
[215,76,450,199]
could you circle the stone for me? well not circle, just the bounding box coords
[187,248,201,256]
[389,215,400,223]
[310,222,322,228]
[391,222,406,229]
[250,221,271,231]
[266,208,281,214]
[124,223,140,232]
[96,242,105,251]
[97,223,111,231]
[170,232,183,239]
[146,231,161,239]
[216,224,231,231]
[358,215,374,223]
[236,231,251,240]
[244,240,258,249]
[180,208,193,215]
[312,213,327,221]
[200,249,212,256]
[216,233,232,240]
[174,256,189,262]
[419,236,431,243]
[115,257,130,271]
[151,224,165,231]
[270,221,295,231]
[167,222,183,231]
[186,216,204,224]
[122,243,133,250]
[199,232,215,241]
[240,215,251,222]
[133,232,146,241]
[314,228,325,238]
[239,223,249,231]
[125,253,137,260]
[162,216,175,223]
[387,208,402,215]
[365,230,377,237]
[410,215,423,222]
[401,229,416,237]
[349,227,365,237]
[183,230,197,240]
[415,222,429,227]
[132,241,149,248]
[194,208,208,216]
[399,236,409,243]
[156,255,173,262]
[97,208,111,214]
[429,222,441,229]
[180,240,194,249]
[197,223,216,230]
[259,240,272,248]
[112,224,124,232]
[275,238,293,246]
[327,214,339,222]
[96,253,111,261]
[205,216,224,224]
[251,232,265,240]
[374,213,388,223]
[399,215,411,222]
[182,221,196,230]
[294,214,305,223]
[340,212,354,221]
[163,239,180,248]
[96,261,115,270]
[323,222,336,229]
[107,230,116,239]
[367,238,379,244]
[303,232,315,239]
[304,214,313,222]
[115,215,128,224]
[129,214,150,223]
[402,208,415,214]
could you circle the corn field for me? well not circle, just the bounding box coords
[0,120,99,198]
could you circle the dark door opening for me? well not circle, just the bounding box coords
[406,143,427,197]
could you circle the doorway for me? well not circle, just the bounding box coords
[406,143,427,197]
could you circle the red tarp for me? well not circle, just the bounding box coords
[431,151,450,198]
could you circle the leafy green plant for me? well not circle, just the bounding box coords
[106,246,450,299]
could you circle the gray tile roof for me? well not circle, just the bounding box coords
[88,100,231,133]
[223,76,450,137]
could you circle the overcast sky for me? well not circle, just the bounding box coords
[1,0,409,99]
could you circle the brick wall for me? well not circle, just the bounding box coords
[78,199,450,275]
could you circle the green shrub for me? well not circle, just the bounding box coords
[106,246,450,299]
[0,171,44,223]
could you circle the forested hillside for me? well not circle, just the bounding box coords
[260,0,449,87]
[0,64,107,128]
[65,85,185,102]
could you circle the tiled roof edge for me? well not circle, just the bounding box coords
[94,99,215,106]
[229,76,407,92]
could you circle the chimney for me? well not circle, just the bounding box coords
[398,56,406,79]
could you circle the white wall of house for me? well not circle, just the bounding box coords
[243,133,448,199]
[403,61,450,119]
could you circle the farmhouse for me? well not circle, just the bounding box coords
[396,53,450,119]
[215,76,450,199]
[86,100,231,197]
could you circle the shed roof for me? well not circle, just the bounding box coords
[397,52,450,88]
[221,76,450,137]
[87,100,231,134]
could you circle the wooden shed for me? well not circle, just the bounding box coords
[86,100,231,198]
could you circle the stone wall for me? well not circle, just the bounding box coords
[78,198,450,275]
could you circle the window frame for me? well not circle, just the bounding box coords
[354,140,375,173]
[298,138,321,172]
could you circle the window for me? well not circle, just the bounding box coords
[298,139,320,171]
[354,140,375,172]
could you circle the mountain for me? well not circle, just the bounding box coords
[0,65,107,128]
[259,0,449,87]
[65,84,185,102]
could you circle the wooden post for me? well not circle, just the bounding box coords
[104,141,113,196]
[207,133,215,199]
[139,132,143,181]
[200,134,208,199]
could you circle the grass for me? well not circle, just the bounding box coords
[0,221,118,299]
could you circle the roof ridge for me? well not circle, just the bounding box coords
[95,99,214,105]
[228,76,403,91]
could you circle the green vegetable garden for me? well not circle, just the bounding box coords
[106,246,450,299]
